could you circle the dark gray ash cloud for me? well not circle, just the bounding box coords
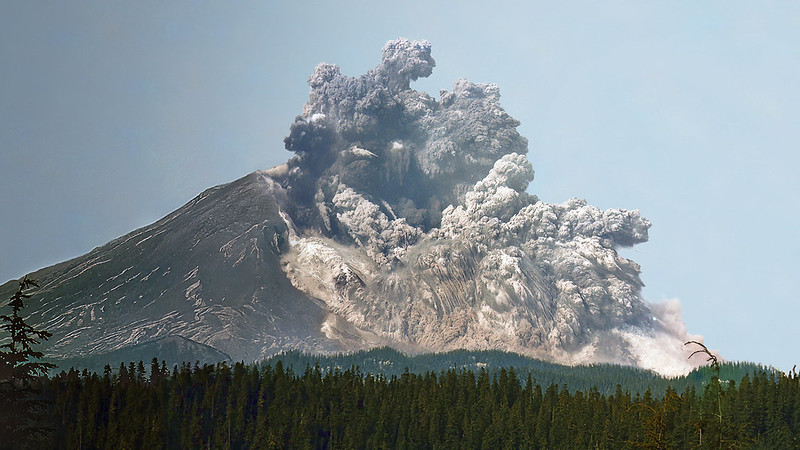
[271,38,701,375]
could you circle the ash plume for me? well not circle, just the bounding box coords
[271,38,703,375]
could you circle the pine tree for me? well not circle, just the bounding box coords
[0,276,56,448]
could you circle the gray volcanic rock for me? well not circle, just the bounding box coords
[0,39,701,375]
[1,172,360,367]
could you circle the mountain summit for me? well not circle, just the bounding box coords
[2,39,702,376]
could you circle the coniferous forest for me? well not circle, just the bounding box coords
[2,279,799,448]
[13,358,799,449]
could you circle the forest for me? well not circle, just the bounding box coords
[9,357,798,449]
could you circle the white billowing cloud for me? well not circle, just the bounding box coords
[464,153,534,218]
[613,299,710,377]
[438,153,537,248]
[652,298,696,340]
[332,185,420,264]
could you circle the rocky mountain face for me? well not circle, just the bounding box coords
[1,39,700,376]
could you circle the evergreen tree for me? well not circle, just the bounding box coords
[0,277,56,448]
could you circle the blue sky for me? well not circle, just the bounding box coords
[2,1,798,372]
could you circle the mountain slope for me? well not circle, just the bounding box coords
[2,172,344,364]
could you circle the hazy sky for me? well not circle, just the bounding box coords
[2,1,798,372]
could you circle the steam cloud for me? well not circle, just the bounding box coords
[270,38,704,375]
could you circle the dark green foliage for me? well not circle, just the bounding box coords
[34,357,799,449]
[0,277,56,448]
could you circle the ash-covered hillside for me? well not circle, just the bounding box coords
[1,39,702,376]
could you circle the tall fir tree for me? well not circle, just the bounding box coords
[0,277,56,448]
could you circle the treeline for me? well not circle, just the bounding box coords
[265,346,766,396]
[33,360,800,448]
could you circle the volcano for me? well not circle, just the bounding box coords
[0,39,701,376]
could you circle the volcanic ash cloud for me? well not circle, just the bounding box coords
[272,38,704,375]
